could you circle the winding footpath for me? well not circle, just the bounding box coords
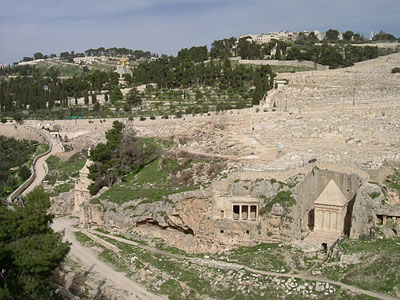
[16,128,166,300]
[22,132,63,196]
[83,225,398,300]
[52,218,166,300]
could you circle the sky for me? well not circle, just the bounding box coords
[0,0,399,64]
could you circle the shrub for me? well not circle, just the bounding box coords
[392,67,400,74]
[19,165,31,181]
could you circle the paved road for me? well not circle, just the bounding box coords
[88,229,398,300]
[53,217,166,300]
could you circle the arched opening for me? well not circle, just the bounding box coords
[322,243,328,253]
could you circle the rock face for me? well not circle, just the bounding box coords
[350,182,400,239]
[78,165,400,252]
[50,191,75,215]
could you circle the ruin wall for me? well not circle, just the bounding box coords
[233,58,329,71]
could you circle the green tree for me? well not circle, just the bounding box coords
[343,30,354,41]
[88,121,159,195]
[13,112,23,124]
[210,37,237,59]
[109,87,123,103]
[0,188,70,299]
[373,30,397,41]
[33,52,44,60]
[19,165,31,181]
[84,91,89,105]
[126,88,141,106]
[325,29,340,42]
[91,93,97,104]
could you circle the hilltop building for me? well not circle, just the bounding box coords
[115,57,133,85]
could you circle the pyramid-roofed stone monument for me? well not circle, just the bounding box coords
[314,179,348,207]
[313,180,348,241]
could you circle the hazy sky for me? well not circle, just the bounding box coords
[1,0,399,64]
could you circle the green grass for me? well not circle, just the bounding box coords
[35,60,84,77]
[99,157,196,204]
[98,249,131,273]
[74,232,96,246]
[219,243,291,272]
[27,143,49,168]
[45,151,87,184]
[159,280,184,300]
[318,237,400,296]
[259,191,296,216]
[74,231,374,299]
[368,191,381,199]
[50,182,74,197]
[99,238,248,299]
[385,172,400,194]
[89,197,101,205]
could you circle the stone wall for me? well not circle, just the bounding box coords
[1,125,53,202]
[236,162,368,183]
[232,58,329,71]
[0,124,48,144]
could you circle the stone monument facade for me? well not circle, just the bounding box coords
[74,157,93,214]
[313,180,348,239]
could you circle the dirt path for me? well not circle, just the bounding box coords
[52,217,166,300]
[22,134,63,196]
[87,229,398,300]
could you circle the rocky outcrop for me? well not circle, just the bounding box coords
[350,182,400,239]
[77,166,400,253]
[50,191,75,215]
[168,190,213,234]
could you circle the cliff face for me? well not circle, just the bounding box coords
[350,182,400,239]
[78,179,297,252]
[78,168,400,253]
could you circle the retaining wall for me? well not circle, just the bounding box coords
[0,124,48,143]
[235,161,369,183]
[231,58,329,71]
[3,126,53,202]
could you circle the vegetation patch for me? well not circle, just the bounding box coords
[45,151,87,185]
[0,188,70,299]
[391,67,400,73]
[89,121,212,204]
[259,191,296,215]
[50,182,75,197]
[316,237,400,297]
[368,191,381,199]
[159,280,184,300]
[98,157,195,204]
[0,136,38,197]
[74,232,96,245]
[385,172,400,195]
[215,243,292,272]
